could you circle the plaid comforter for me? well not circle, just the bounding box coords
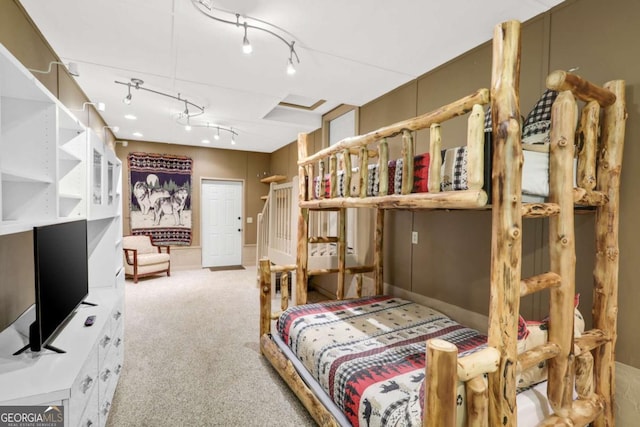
[277,296,487,426]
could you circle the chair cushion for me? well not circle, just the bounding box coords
[136,253,170,266]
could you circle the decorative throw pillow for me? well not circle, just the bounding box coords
[387,160,397,195]
[350,168,361,196]
[440,147,468,191]
[522,89,558,144]
[394,158,403,194]
[367,164,379,196]
[412,153,430,193]
[337,170,345,197]
[516,294,585,390]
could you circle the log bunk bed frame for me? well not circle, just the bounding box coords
[258,20,627,427]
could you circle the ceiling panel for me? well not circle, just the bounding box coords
[18,0,565,153]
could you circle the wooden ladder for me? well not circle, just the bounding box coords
[488,65,626,425]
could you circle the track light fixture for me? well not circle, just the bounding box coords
[28,61,79,77]
[242,22,252,54]
[175,117,239,145]
[114,77,205,117]
[191,0,300,75]
[123,84,132,105]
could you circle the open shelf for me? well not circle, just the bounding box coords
[260,174,287,184]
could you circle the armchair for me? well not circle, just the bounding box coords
[123,235,171,283]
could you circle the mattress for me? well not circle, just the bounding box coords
[275,296,553,426]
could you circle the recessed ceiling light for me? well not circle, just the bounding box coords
[133,132,143,137]
[202,139,210,144]
[124,114,137,120]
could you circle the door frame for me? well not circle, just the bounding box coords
[200,177,245,267]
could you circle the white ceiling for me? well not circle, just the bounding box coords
[19,0,565,153]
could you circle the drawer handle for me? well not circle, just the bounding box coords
[85,419,94,427]
[113,310,122,321]
[115,338,122,348]
[81,376,94,394]
[115,364,122,375]
[101,369,112,382]
[102,401,111,416]
[100,335,111,347]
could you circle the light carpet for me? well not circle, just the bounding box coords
[106,268,316,427]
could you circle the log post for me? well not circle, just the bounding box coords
[576,350,594,399]
[356,273,363,298]
[259,258,273,341]
[466,376,489,427]
[359,146,369,198]
[401,130,414,195]
[577,100,600,191]
[487,20,521,427]
[424,339,458,427]
[329,154,337,199]
[343,149,352,197]
[318,160,325,199]
[280,271,289,311]
[379,138,389,196]
[429,124,442,193]
[593,80,626,427]
[467,104,485,190]
[336,208,346,300]
[297,133,310,305]
[547,90,578,416]
[374,208,384,295]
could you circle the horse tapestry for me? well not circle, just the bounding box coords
[128,152,193,245]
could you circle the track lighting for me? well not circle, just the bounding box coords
[123,85,132,105]
[192,1,300,75]
[175,118,239,145]
[28,61,79,77]
[242,22,252,54]
[115,77,205,117]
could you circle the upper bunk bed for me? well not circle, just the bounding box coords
[258,19,627,427]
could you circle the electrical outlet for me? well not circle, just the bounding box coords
[411,231,418,245]
[247,217,253,224]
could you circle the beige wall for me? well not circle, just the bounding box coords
[116,140,270,249]
[277,0,640,369]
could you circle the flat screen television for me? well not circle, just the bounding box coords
[13,219,90,355]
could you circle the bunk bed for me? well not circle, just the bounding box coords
[258,20,626,427]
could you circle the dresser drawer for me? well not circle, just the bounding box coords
[68,343,98,427]
[76,380,99,427]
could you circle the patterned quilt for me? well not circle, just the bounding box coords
[277,296,488,426]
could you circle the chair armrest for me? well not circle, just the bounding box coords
[123,248,138,265]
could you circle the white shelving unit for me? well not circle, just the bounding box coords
[0,42,124,427]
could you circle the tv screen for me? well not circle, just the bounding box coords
[27,219,89,353]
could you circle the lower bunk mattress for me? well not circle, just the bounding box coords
[274,295,553,426]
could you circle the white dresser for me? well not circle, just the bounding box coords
[0,278,124,427]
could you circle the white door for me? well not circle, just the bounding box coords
[201,180,243,267]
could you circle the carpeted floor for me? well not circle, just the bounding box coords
[106,268,316,427]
